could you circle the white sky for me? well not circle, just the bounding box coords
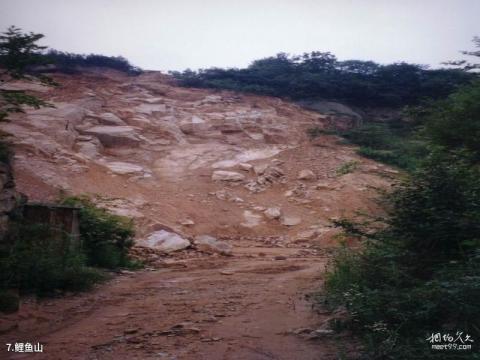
[2,0,479,71]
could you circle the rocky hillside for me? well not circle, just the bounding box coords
[1,69,395,256]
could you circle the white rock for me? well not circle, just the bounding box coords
[297,169,316,181]
[135,103,167,115]
[76,140,102,159]
[194,235,232,255]
[142,230,190,252]
[95,112,126,126]
[238,163,253,171]
[106,162,145,175]
[180,219,195,226]
[241,210,262,228]
[264,207,282,220]
[191,115,205,124]
[284,190,294,197]
[281,215,302,226]
[212,170,245,182]
[254,164,268,175]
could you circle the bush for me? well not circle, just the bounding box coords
[336,160,359,176]
[323,152,480,359]
[2,223,106,297]
[61,196,135,269]
[42,50,142,75]
[172,53,474,107]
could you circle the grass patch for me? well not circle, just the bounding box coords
[340,122,428,171]
[336,160,359,176]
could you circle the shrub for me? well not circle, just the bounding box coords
[336,160,359,176]
[2,223,105,297]
[42,50,142,75]
[323,152,480,359]
[60,196,135,269]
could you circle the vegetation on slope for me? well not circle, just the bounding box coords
[41,50,142,75]
[322,74,480,358]
[171,52,474,107]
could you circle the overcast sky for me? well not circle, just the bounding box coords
[2,0,479,71]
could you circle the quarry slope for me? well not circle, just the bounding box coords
[0,69,395,359]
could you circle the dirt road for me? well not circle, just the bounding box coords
[0,241,347,360]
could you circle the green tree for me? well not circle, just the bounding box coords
[0,26,53,122]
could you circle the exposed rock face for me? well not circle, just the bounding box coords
[211,170,245,182]
[193,235,232,256]
[80,126,140,147]
[0,70,393,251]
[141,230,190,252]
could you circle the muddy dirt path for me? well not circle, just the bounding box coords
[1,242,344,360]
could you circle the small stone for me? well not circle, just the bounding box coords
[212,170,245,182]
[220,270,235,275]
[180,219,195,226]
[297,169,316,181]
[274,255,287,260]
[264,207,282,220]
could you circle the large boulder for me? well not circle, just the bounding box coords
[212,170,245,182]
[80,126,140,147]
[194,235,232,256]
[141,230,190,253]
